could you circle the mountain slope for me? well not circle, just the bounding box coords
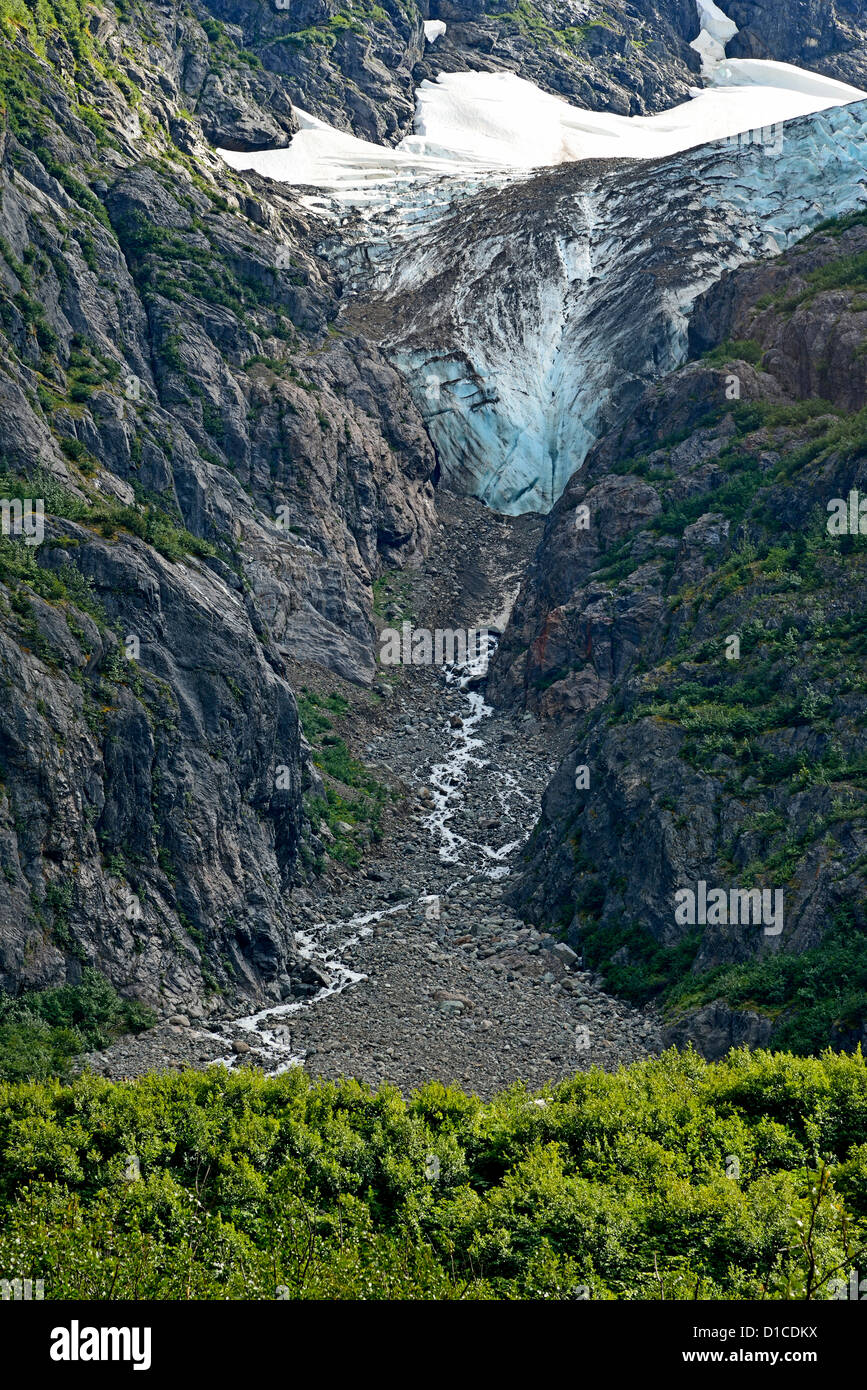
[492,212,867,1056]
[0,0,434,1012]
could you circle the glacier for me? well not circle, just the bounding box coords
[370,100,867,513]
[218,0,867,514]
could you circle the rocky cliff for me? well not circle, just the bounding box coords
[727,0,867,87]
[492,213,867,1055]
[195,0,704,143]
[0,0,435,1013]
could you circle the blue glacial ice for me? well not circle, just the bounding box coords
[218,7,867,515]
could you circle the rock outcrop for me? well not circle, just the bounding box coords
[494,216,867,1054]
[0,0,435,1012]
[727,0,867,88]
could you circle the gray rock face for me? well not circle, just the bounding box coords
[192,0,705,147]
[727,0,867,87]
[0,0,435,1011]
[0,522,306,1009]
[663,1003,774,1058]
[201,0,426,142]
[497,218,867,1052]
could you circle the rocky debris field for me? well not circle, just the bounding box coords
[82,493,664,1095]
[223,882,664,1096]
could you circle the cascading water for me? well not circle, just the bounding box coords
[211,623,543,1073]
[425,634,530,873]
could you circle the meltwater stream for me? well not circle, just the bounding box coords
[425,634,530,873]
[213,633,541,1073]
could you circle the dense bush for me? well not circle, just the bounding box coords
[1,1049,867,1299]
[0,970,154,1082]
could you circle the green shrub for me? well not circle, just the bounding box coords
[702,337,764,367]
[0,969,154,1081]
[0,1051,866,1298]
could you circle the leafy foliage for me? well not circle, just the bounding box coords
[0,969,154,1082]
[297,688,391,865]
[1,1050,867,1298]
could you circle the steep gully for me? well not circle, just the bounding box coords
[208,499,663,1094]
[91,498,663,1093]
[93,4,867,1085]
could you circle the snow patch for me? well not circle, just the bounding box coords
[424,19,446,42]
[219,65,866,204]
[691,0,738,76]
[709,57,861,100]
[691,28,725,72]
[406,66,866,167]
